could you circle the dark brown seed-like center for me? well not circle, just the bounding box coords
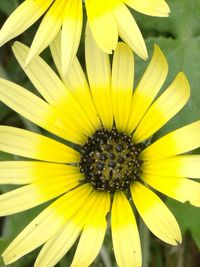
[79,128,143,193]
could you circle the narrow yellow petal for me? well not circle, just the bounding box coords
[127,45,168,133]
[2,184,93,265]
[61,0,82,74]
[0,0,53,47]
[0,126,79,163]
[125,0,170,17]
[111,191,142,267]
[142,174,200,207]
[0,161,80,184]
[143,155,200,178]
[141,120,200,161]
[25,0,66,66]
[86,0,118,53]
[0,78,84,143]
[13,42,95,142]
[111,42,134,132]
[34,191,101,267]
[134,72,190,142]
[71,192,110,267]
[0,175,79,216]
[50,33,101,131]
[13,41,68,105]
[112,4,147,60]
[85,24,113,129]
[131,182,182,245]
[35,224,82,267]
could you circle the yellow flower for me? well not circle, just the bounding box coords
[0,0,170,74]
[0,27,200,267]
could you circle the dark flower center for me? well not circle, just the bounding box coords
[79,128,143,193]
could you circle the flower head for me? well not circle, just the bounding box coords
[0,0,170,74]
[0,26,200,267]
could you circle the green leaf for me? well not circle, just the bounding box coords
[0,151,13,161]
[0,0,18,16]
[133,0,200,39]
[0,64,9,80]
[167,198,200,249]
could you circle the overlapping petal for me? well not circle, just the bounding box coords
[13,42,97,143]
[71,192,110,267]
[25,0,66,66]
[2,184,93,265]
[0,0,53,47]
[34,190,101,267]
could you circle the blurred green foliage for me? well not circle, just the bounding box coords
[0,0,200,266]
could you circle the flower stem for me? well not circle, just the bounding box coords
[100,245,112,267]
[139,219,150,267]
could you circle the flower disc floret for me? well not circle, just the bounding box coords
[80,128,143,192]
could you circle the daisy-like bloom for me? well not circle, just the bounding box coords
[0,0,170,74]
[0,26,200,267]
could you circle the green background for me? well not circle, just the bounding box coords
[0,0,200,266]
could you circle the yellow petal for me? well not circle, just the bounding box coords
[34,190,100,267]
[13,41,68,105]
[131,182,182,245]
[0,126,79,163]
[142,174,200,207]
[2,184,93,265]
[111,42,134,132]
[35,223,82,267]
[125,0,170,17]
[127,45,168,133]
[85,0,122,18]
[61,0,82,74]
[71,192,110,267]
[13,41,94,143]
[50,33,101,131]
[0,174,80,216]
[0,0,53,47]
[134,72,190,142]
[143,155,200,178]
[112,3,147,60]
[141,120,200,161]
[0,78,84,143]
[111,191,142,267]
[0,161,79,184]
[25,0,66,66]
[85,24,113,129]
[86,0,118,53]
